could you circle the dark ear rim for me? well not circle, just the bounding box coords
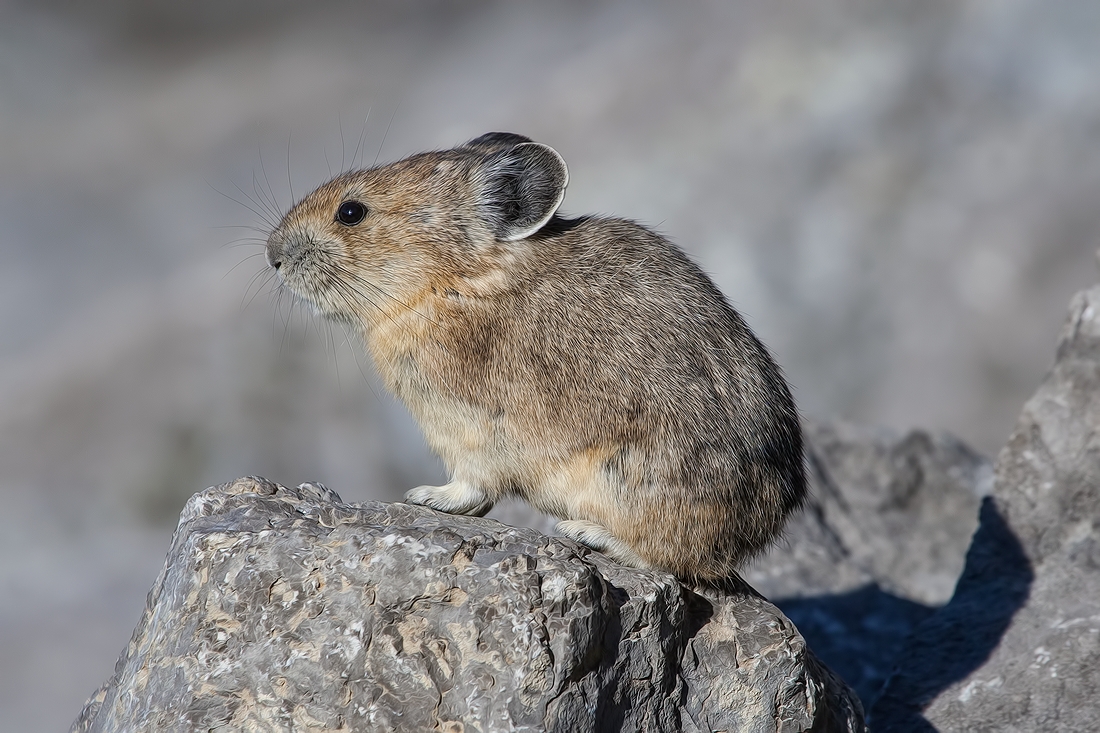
[481,142,569,242]
[464,132,533,152]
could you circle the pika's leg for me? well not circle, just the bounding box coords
[556,519,649,569]
[405,481,493,517]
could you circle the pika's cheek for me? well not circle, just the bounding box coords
[408,207,437,225]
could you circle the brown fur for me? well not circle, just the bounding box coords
[265,133,805,584]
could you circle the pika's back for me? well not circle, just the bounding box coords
[477,216,785,435]
[266,133,805,583]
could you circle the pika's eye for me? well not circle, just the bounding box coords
[336,200,367,226]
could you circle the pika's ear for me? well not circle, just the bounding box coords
[475,142,568,242]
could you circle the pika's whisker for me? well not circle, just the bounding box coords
[374,104,399,167]
[351,107,371,174]
[286,132,295,205]
[223,251,268,280]
[212,181,276,230]
[253,160,282,224]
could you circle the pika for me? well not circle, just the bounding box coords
[265,132,805,585]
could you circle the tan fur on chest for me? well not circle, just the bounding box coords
[365,291,517,486]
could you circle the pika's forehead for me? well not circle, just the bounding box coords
[289,150,476,217]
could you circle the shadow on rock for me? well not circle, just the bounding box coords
[869,497,1034,732]
[776,585,937,708]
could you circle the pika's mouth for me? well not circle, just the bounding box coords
[265,229,366,326]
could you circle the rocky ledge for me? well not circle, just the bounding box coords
[72,477,863,733]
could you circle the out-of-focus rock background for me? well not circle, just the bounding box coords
[2,1,1099,730]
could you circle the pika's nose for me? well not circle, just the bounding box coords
[265,235,283,270]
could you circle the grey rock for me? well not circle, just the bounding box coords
[73,477,865,733]
[872,284,1100,732]
[751,420,993,605]
[747,421,993,708]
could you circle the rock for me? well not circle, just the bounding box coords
[757,421,993,605]
[72,477,865,733]
[872,285,1100,732]
[745,421,993,707]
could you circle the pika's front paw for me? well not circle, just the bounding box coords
[404,481,493,517]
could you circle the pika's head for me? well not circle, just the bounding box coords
[266,132,568,327]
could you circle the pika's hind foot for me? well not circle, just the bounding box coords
[556,519,649,569]
[405,481,493,517]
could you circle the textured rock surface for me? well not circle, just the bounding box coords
[73,477,864,733]
[872,285,1100,731]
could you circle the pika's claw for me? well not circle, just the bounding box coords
[405,481,493,517]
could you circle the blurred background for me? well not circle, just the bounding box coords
[2,0,1099,729]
